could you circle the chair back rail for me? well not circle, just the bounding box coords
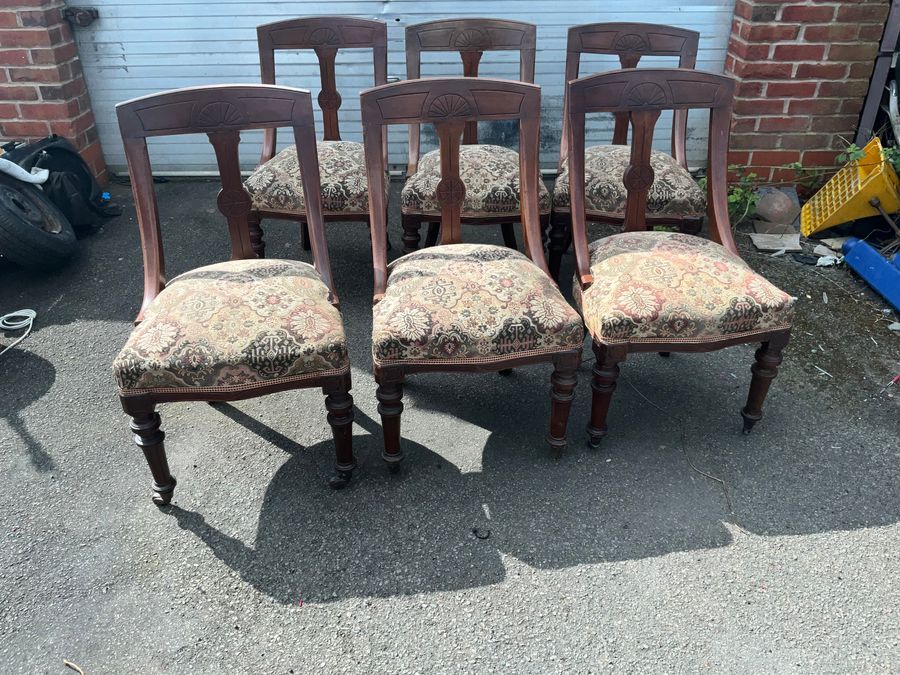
[257,16,388,163]
[361,77,545,301]
[560,23,699,169]
[405,18,537,172]
[565,68,737,288]
[116,84,334,321]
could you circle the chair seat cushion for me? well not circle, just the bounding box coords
[401,144,551,217]
[554,145,707,219]
[113,259,349,394]
[574,232,794,344]
[372,244,583,365]
[244,140,376,216]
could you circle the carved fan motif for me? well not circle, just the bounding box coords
[427,94,473,118]
[435,176,466,208]
[196,101,245,127]
[308,27,340,46]
[614,33,649,52]
[624,82,668,107]
[217,188,252,217]
[453,28,492,51]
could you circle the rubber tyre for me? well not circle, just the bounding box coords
[0,173,76,270]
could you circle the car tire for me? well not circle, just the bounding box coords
[0,172,76,270]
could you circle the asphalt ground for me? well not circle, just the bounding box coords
[1,179,898,673]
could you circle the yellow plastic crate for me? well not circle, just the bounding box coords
[800,137,900,237]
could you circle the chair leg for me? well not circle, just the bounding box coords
[301,221,311,252]
[401,214,422,254]
[741,332,790,434]
[248,211,265,258]
[125,403,177,506]
[548,211,570,281]
[548,352,580,456]
[588,342,627,448]
[501,222,518,250]
[324,372,356,489]
[375,370,404,472]
[424,222,440,248]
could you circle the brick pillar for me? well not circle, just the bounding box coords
[0,0,107,184]
[725,0,889,183]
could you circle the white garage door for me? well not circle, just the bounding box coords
[74,0,736,174]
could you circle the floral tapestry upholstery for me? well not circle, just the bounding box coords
[554,145,707,219]
[114,259,349,394]
[574,232,794,344]
[244,140,380,216]
[401,145,552,217]
[372,244,583,365]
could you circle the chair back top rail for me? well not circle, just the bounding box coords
[257,16,388,161]
[117,84,335,321]
[361,77,547,302]
[560,22,700,169]
[405,18,537,170]
[565,68,737,288]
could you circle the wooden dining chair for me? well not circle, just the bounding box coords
[361,77,584,468]
[565,69,795,446]
[549,23,704,280]
[244,17,388,256]
[401,18,551,253]
[114,84,356,504]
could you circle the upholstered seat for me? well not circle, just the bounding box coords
[114,259,349,394]
[244,140,375,216]
[574,232,794,344]
[401,145,552,217]
[372,244,583,364]
[554,145,707,219]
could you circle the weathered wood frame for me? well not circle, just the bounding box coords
[116,84,355,503]
[549,23,702,279]
[252,16,388,254]
[565,68,791,444]
[361,77,581,468]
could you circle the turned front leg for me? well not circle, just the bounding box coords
[127,407,177,505]
[401,215,422,254]
[324,372,355,489]
[375,370,404,471]
[248,211,266,258]
[547,352,580,455]
[741,332,790,434]
[588,342,627,448]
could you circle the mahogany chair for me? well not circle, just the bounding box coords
[113,84,356,504]
[565,69,795,445]
[549,23,704,280]
[244,17,388,256]
[361,77,584,468]
[401,18,550,253]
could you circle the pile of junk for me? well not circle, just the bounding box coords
[0,135,119,271]
[812,0,900,314]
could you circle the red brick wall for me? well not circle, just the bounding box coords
[0,0,107,184]
[725,0,889,182]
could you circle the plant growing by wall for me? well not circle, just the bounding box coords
[697,165,760,225]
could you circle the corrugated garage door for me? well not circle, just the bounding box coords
[74,0,736,173]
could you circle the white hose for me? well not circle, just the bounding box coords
[0,157,48,184]
[0,309,36,357]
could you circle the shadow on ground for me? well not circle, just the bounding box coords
[3,179,898,608]
[0,349,56,471]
